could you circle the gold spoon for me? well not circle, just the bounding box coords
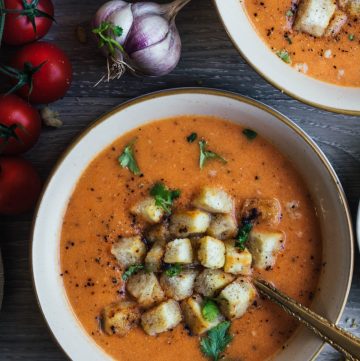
[254,279,360,361]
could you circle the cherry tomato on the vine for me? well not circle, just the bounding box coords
[0,156,42,215]
[0,94,41,155]
[2,0,55,46]
[5,42,72,104]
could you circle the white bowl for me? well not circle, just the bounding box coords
[31,88,354,361]
[213,0,360,115]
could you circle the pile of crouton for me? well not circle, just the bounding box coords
[102,187,285,338]
[294,0,359,37]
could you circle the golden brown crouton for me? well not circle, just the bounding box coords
[102,301,141,336]
[223,240,252,275]
[126,271,165,308]
[293,0,337,37]
[181,294,224,335]
[241,198,281,226]
[111,236,146,268]
[194,269,235,297]
[141,300,182,336]
[193,187,234,214]
[218,278,257,320]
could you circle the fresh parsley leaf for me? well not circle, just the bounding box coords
[150,182,181,214]
[199,140,227,169]
[286,9,294,17]
[122,264,144,281]
[242,128,257,140]
[276,49,291,64]
[92,21,124,56]
[165,263,182,277]
[200,321,233,361]
[202,299,220,322]
[187,132,198,143]
[235,223,253,251]
[118,139,141,175]
[349,34,355,41]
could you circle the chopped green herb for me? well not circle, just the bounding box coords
[150,182,181,214]
[235,223,253,251]
[200,321,233,361]
[122,264,144,281]
[165,264,182,277]
[202,299,220,322]
[276,49,291,64]
[199,140,227,169]
[118,139,141,175]
[286,9,294,17]
[242,128,258,140]
[187,132,198,143]
[92,21,124,56]
[349,34,355,41]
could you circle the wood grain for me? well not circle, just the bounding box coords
[0,0,359,360]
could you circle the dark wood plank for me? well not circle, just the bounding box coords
[0,0,359,360]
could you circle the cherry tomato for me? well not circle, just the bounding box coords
[3,0,54,46]
[0,156,42,215]
[10,42,72,104]
[0,94,41,155]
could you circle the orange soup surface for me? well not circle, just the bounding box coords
[61,116,322,361]
[244,0,360,87]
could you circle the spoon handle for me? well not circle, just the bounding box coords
[253,279,360,361]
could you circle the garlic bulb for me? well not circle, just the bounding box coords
[92,0,191,81]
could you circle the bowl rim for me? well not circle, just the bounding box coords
[30,87,354,360]
[212,0,360,116]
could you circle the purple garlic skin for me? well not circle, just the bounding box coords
[93,0,186,76]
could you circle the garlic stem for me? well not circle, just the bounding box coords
[167,0,192,19]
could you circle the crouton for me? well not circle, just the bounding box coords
[207,214,238,240]
[145,240,166,272]
[164,238,193,264]
[293,0,337,37]
[218,278,257,320]
[160,270,198,301]
[126,271,165,308]
[130,197,164,223]
[145,222,169,244]
[193,187,233,213]
[247,230,285,270]
[169,210,211,238]
[241,198,281,226]
[194,269,235,297]
[347,0,360,15]
[181,294,224,335]
[102,301,141,336]
[111,236,146,268]
[224,240,252,275]
[141,300,182,336]
[325,9,348,36]
[197,236,225,269]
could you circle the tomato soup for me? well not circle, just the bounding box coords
[244,0,360,87]
[60,116,322,361]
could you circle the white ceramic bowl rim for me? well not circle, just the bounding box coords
[31,88,354,361]
[213,0,360,115]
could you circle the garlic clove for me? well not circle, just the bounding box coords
[107,3,133,44]
[125,15,170,54]
[130,24,181,76]
[131,2,166,17]
[94,1,128,28]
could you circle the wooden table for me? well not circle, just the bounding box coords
[0,0,359,360]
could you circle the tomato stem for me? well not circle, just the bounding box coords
[0,123,26,154]
[0,61,47,97]
[0,0,4,47]
[0,0,55,34]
